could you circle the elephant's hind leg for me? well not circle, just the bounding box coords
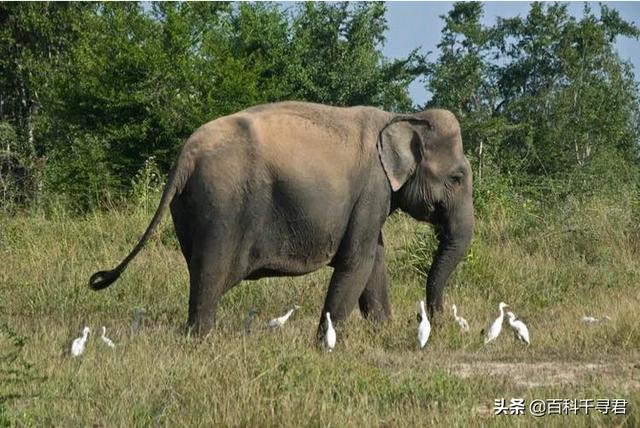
[171,198,192,265]
[358,234,391,323]
[186,222,239,336]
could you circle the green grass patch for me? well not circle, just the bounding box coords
[1,193,639,426]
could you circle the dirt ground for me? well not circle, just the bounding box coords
[452,361,640,389]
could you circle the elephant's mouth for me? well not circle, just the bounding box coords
[425,201,447,225]
[405,202,440,224]
[395,182,446,223]
[424,200,435,214]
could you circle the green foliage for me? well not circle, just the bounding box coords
[43,132,121,212]
[0,122,17,148]
[1,1,639,217]
[286,2,424,110]
[426,2,640,198]
[0,2,423,211]
[0,3,94,210]
[130,156,163,212]
[0,321,45,418]
[0,121,19,211]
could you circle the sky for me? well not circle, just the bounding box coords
[382,1,640,106]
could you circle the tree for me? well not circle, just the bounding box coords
[287,2,424,110]
[0,3,93,208]
[426,2,516,182]
[0,2,426,210]
[427,2,640,188]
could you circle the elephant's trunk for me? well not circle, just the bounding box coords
[426,196,474,317]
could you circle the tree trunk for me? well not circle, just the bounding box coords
[477,138,483,182]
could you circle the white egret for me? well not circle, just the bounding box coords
[506,312,530,345]
[451,304,470,332]
[581,315,610,323]
[418,300,431,349]
[101,326,115,348]
[325,312,336,351]
[484,302,508,344]
[268,306,298,328]
[71,326,90,357]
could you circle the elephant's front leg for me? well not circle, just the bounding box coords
[358,234,391,323]
[316,181,388,343]
[316,246,377,342]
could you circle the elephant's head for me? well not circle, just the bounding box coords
[377,109,474,316]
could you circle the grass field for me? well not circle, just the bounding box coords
[1,195,639,426]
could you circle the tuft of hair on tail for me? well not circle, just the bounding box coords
[89,269,121,290]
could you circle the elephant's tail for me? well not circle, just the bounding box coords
[88,151,193,291]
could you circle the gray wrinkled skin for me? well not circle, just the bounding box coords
[89,101,474,338]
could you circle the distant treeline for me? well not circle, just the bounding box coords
[0,2,638,212]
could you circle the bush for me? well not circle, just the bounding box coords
[130,156,164,213]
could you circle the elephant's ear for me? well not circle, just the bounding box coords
[377,118,424,192]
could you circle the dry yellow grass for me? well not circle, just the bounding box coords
[1,197,639,426]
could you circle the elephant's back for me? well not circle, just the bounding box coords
[179,101,387,214]
[184,101,387,158]
[245,103,383,175]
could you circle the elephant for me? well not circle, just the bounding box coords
[89,101,474,338]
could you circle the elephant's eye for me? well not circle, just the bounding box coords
[451,172,464,184]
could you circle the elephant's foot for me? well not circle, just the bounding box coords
[426,283,443,315]
[186,313,215,338]
[358,283,391,324]
[426,300,445,328]
[358,298,391,324]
